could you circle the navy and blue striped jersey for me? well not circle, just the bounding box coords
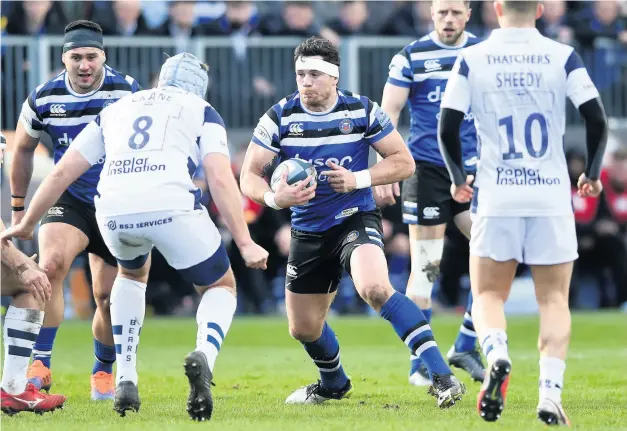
[19,65,141,205]
[252,89,395,232]
[387,31,482,169]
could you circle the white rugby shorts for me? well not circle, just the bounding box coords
[469,214,578,265]
[97,207,229,284]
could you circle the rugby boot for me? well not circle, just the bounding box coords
[91,371,115,401]
[184,350,214,421]
[113,381,140,417]
[477,358,511,422]
[427,373,466,408]
[285,379,353,404]
[26,360,52,392]
[537,398,571,426]
[447,345,486,382]
[409,361,431,386]
[1,383,65,415]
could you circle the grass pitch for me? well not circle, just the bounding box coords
[2,312,626,431]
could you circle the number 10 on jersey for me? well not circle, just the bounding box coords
[499,112,549,161]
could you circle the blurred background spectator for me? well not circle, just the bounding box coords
[4,0,67,35]
[1,0,626,317]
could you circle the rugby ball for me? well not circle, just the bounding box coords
[270,158,317,192]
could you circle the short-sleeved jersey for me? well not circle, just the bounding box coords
[70,87,229,217]
[20,65,141,205]
[251,89,395,232]
[441,28,600,217]
[387,31,481,169]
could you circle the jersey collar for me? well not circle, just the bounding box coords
[64,66,106,98]
[489,27,542,41]
[429,31,468,49]
[297,90,339,116]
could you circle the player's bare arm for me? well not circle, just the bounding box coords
[322,129,414,194]
[381,84,410,129]
[203,152,269,269]
[0,220,51,302]
[9,120,41,225]
[2,149,91,240]
[240,143,315,209]
[370,129,415,186]
[373,84,411,205]
[576,97,608,198]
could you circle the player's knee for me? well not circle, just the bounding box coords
[538,326,571,351]
[196,268,237,296]
[406,265,439,300]
[408,293,431,309]
[12,290,43,309]
[288,322,324,342]
[536,287,569,308]
[40,252,69,282]
[357,282,394,310]
[92,288,111,310]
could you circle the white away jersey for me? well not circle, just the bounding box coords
[441,28,599,217]
[70,87,229,217]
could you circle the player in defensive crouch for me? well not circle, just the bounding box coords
[0,133,67,415]
[438,1,607,425]
[2,53,269,421]
[9,20,141,400]
[240,36,465,408]
[376,0,485,386]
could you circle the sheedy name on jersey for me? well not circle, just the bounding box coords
[107,157,166,176]
[496,72,542,89]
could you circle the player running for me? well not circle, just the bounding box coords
[9,20,141,400]
[0,133,67,415]
[438,1,607,425]
[3,53,269,421]
[240,36,465,409]
[375,0,485,386]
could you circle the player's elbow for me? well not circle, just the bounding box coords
[208,170,233,194]
[239,170,253,198]
[390,142,415,180]
[587,112,608,138]
[580,98,608,137]
[399,150,415,180]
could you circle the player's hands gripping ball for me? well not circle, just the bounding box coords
[321,160,358,193]
[271,159,317,208]
[450,174,474,203]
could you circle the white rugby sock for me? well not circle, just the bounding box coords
[539,357,565,403]
[195,287,237,373]
[481,329,511,365]
[1,307,44,394]
[407,239,444,299]
[110,277,146,386]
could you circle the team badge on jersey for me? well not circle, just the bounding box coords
[346,230,359,243]
[338,118,353,134]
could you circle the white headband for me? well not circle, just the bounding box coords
[295,56,339,78]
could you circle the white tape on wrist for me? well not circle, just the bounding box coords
[354,170,372,189]
[295,56,339,78]
[263,191,282,210]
